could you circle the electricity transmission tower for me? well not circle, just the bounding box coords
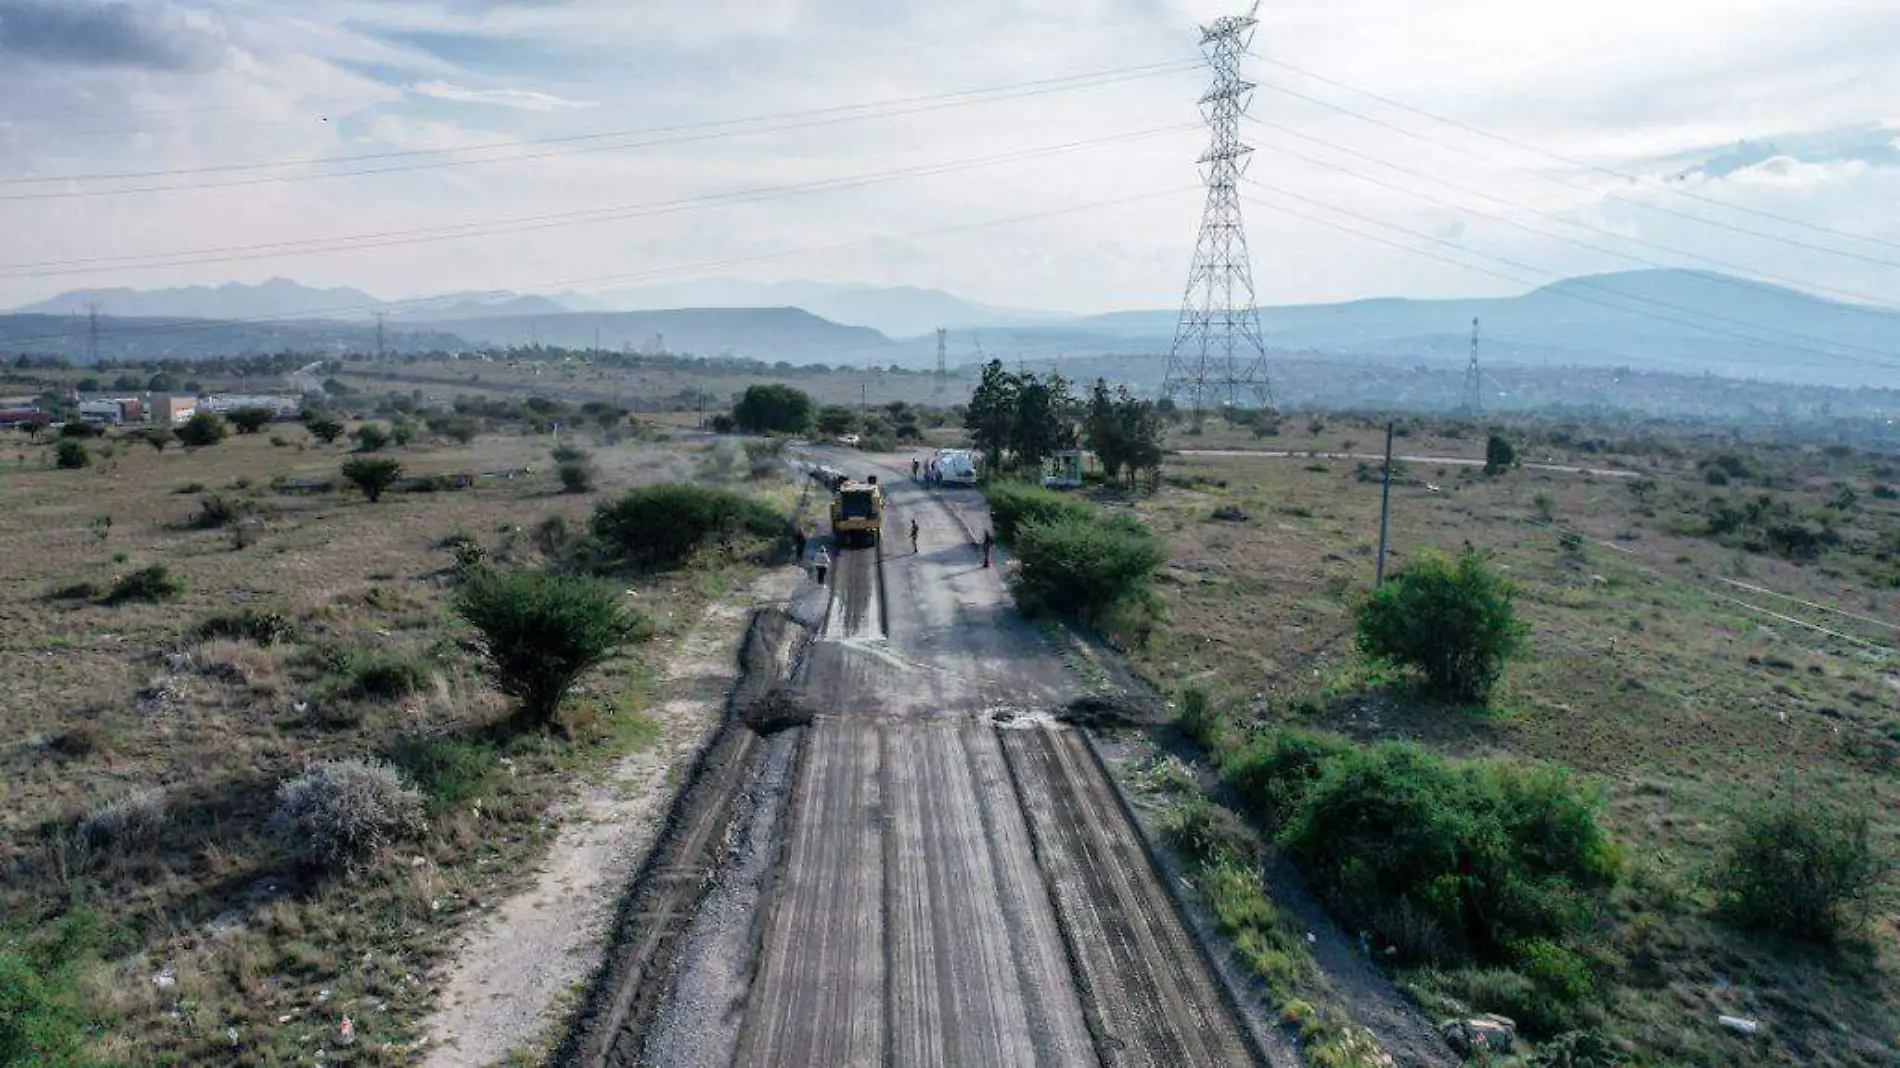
[936,327,947,377]
[1460,316,1482,414]
[374,311,387,359]
[85,303,99,366]
[1163,2,1274,421]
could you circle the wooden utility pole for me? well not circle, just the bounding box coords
[1375,419,1395,587]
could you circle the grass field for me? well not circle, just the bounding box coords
[0,420,784,1063]
[1122,414,1899,1065]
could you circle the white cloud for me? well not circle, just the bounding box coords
[0,0,1896,314]
[409,79,595,110]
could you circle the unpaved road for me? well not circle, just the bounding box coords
[571,460,1267,1068]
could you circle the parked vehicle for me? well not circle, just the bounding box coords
[935,448,978,486]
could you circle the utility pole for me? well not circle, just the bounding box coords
[1162,2,1274,423]
[1375,419,1395,587]
[374,311,387,360]
[85,303,99,366]
[1460,316,1482,415]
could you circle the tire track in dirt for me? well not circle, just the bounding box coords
[1002,726,1258,1068]
[732,721,885,1068]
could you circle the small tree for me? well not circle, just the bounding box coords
[227,407,275,434]
[306,416,345,445]
[556,446,596,493]
[353,423,391,452]
[176,410,228,448]
[731,383,813,434]
[54,439,90,469]
[455,569,653,729]
[340,457,403,503]
[815,405,858,437]
[1713,796,1886,945]
[142,426,174,452]
[964,359,1020,473]
[1483,434,1517,475]
[1356,550,1526,703]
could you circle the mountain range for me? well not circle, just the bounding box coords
[7,270,1899,390]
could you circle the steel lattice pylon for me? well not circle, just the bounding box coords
[1163,3,1274,420]
[1461,316,1483,414]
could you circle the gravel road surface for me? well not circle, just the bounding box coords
[573,458,1267,1068]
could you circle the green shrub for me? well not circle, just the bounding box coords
[270,758,426,871]
[455,568,653,728]
[175,410,227,448]
[1483,434,1516,475]
[189,493,246,529]
[1355,550,1526,703]
[340,456,404,502]
[984,482,1093,543]
[1277,742,1617,964]
[1175,685,1228,752]
[0,913,118,1068]
[557,457,596,494]
[1011,513,1165,633]
[1222,728,1357,826]
[325,648,433,701]
[105,564,183,604]
[1159,796,1256,867]
[353,423,391,452]
[589,484,782,571]
[197,608,295,645]
[53,439,89,469]
[78,787,168,847]
[227,406,274,434]
[731,383,813,433]
[1712,796,1885,945]
[393,737,497,816]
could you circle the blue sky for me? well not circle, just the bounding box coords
[0,0,1895,312]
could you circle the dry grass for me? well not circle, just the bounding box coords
[0,425,766,1062]
[1128,413,1900,1066]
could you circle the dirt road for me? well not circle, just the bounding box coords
[571,460,1267,1068]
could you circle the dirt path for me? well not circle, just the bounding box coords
[418,572,795,1067]
[565,460,1272,1067]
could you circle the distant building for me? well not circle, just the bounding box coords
[0,408,51,430]
[153,395,198,425]
[200,394,300,418]
[78,398,142,425]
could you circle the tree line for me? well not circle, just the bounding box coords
[963,360,1164,489]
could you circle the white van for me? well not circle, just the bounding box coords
[935,448,978,486]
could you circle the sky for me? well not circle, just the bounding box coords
[0,0,1896,315]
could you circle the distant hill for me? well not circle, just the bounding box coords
[583,279,1068,338]
[414,307,895,362]
[13,278,382,320]
[1010,270,1900,390]
[390,293,571,321]
[0,314,465,362]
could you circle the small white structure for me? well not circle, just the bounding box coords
[200,394,300,418]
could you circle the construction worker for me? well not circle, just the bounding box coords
[981,529,995,568]
[813,545,831,585]
[909,518,920,554]
[790,525,807,561]
[912,457,921,481]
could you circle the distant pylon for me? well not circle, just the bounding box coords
[85,302,99,366]
[935,327,948,377]
[1460,316,1482,414]
[374,311,387,359]
[1163,2,1274,421]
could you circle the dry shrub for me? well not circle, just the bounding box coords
[79,787,168,848]
[270,759,425,871]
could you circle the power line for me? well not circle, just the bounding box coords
[0,123,1198,278]
[1250,52,1900,257]
[0,185,1197,348]
[1242,114,1900,313]
[0,61,1199,200]
[1246,189,1900,372]
[1246,74,1900,273]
